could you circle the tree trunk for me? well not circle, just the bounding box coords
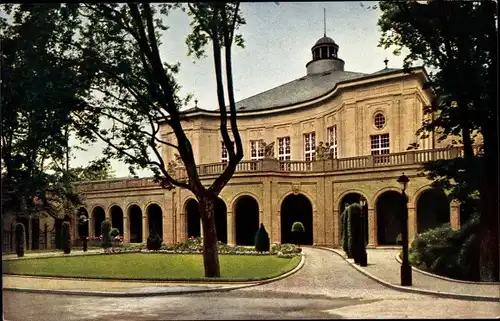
[199,195,221,277]
[478,121,499,282]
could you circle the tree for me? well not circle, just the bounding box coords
[0,4,97,219]
[377,0,498,281]
[59,3,245,277]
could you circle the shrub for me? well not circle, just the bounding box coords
[62,221,71,254]
[254,223,270,252]
[146,233,162,251]
[291,221,305,233]
[341,207,349,257]
[409,214,480,281]
[14,223,25,257]
[347,203,363,263]
[109,228,120,238]
[101,220,112,250]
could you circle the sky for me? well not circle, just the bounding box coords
[69,1,408,178]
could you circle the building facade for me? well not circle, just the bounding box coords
[4,34,467,251]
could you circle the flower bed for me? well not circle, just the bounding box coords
[102,237,302,257]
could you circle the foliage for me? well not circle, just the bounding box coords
[291,221,305,234]
[409,214,480,281]
[146,233,162,251]
[109,227,120,238]
[254,223,270,252]
[67,158,116,182]
[14,222,26,257]
[100,220,112,249]
[62,221,71,254]
[0,4,98,219]
[377,0,498,281]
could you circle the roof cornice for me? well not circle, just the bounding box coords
[165,66,430,121]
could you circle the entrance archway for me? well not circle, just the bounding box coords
[147,204,163,239]
[339,193,369,245]
[110,206,124,236]
[128,205,143,243]
[92,207,105,237]
[376,191,404,245]
[280,194,313,245]
[16,217,29,249]
[77,208,89,239]
[234,196,259,245]
[215,198,227,244]
[185,199,201,238]
[417,188,450,233]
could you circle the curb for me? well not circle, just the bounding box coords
[319,247,500,303]
[2,254,305,297]
[394,255,500,285]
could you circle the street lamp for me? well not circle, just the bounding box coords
[397,173,412,286]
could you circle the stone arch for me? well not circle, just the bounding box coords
[16,217,30,249]
[375,190,405,245]
[415,187,450,234]
[91,206,106,237]
[126,203,143,243]
[279,190,316,213]
[371,186,407,206]
[109,205,124,236]
[337,190,370,211]
[184,198,201,239]
[338,192,369,247]
[230,192,262,213]
[280,193,313,245]
[77,207,89,239]
[145,203,163,239]
[233,195,260,246]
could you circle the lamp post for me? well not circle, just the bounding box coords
[359,197,368,266]
[397,173,412,286]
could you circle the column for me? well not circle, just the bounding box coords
[28,217,32,250]
[227,210,235,245]
[123,215,130,243]
[88,211,94,238]
[408,207,417,244]
[312,210,319,246]
[263,179,273,242]
[142,215,148,242]
[106,207,111,221]
[333,209,340,247]
[162,212,168,244]
[368,208,377,247]
[450,201,461,230]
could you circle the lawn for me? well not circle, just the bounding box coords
[2,253,301,282]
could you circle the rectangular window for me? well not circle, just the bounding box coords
[221,141,229,163]
[327,125,338,159]
[250,140,264,170]
[278,136,291,171]
[304,132,316,171]
[370,134,390,163]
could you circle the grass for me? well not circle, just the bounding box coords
[2,253,301,282]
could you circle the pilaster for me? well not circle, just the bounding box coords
[368,208,377,246]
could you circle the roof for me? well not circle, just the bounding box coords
[314,36,336,46]
[178,66,419,115]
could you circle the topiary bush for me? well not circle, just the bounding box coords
[14,223,26,257]
[254,223,270,252]
[146,233,162,251]
[347,203,363,264]
[341,207,350,257]
[101,220,112,250]
[62,221,71,254]
[291,221,305,245]
[110,227,120,238]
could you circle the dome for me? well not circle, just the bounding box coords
[314,36,336,46]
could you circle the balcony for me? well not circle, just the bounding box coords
[174,146,466,180]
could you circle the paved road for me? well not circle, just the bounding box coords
[3,247,500,320]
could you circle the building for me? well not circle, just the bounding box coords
[3,33,466,251]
